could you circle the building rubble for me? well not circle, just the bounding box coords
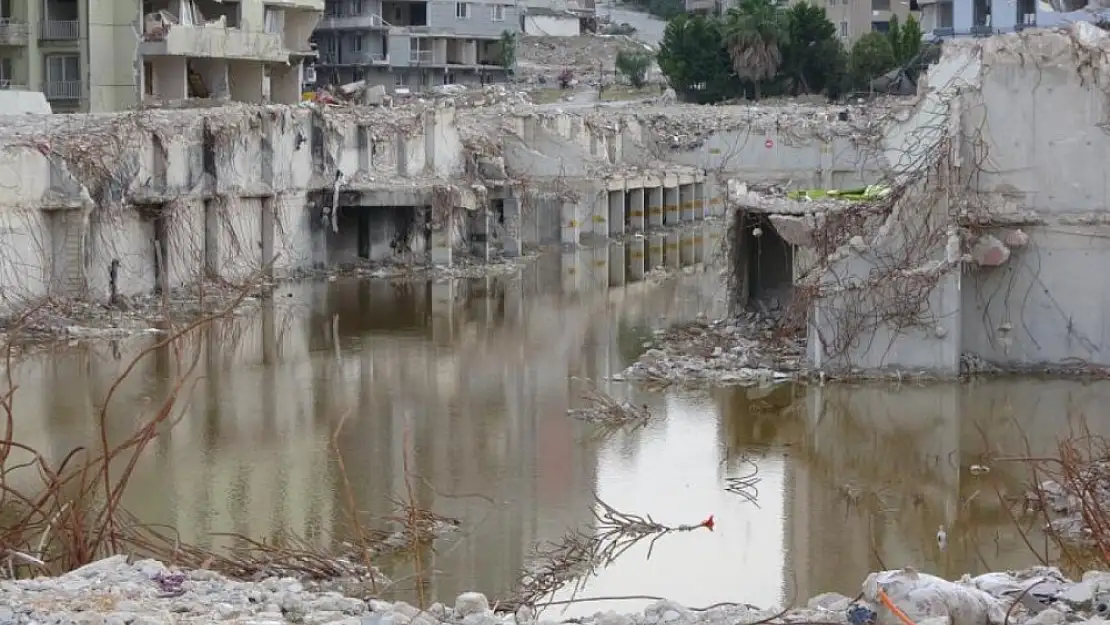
[3,556,1110,625]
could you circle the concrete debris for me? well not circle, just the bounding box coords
[616,314,804,386]
[971,234,1011,267]
[515,35,655,86]
[1029,464,1110,544]
[8,558,1110,625]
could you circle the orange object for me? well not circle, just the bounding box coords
[700,515,715,531]
[878,590,919,625]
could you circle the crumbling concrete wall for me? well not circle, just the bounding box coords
[797,23,1110,376]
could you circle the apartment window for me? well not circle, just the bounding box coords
[0,0,10,19]
[838,20,848,36]
[46,54,79,83]
[264,7,285,34]
[456,2,470,19]
[491,4,504,20]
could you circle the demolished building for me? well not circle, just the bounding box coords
[0,95,885,313]
[728,23,1110,376]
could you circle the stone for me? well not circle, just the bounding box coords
[453,593,490,618]
[594,612,633,625]
[971,234,1011,267]
[1004,228,1030,248]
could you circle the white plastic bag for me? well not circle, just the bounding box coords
[861,568,1009,625]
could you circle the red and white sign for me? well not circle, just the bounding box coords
[764,138,774,149]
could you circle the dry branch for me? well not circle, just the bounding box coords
[566,377,651,429]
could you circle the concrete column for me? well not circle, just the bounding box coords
[431,207,453,266]
[562,249,581,293]
[609,242,626,287]
[502,198,521,257]
[561,200,580,246]
[521,196,541,249]
[680,184,695,222]
[628,188,645,232]
[692,226,705,264]
[648,234,665,269]
[693,182,706,220]
[471,209,490,261]
[592,194,608,237]
[666,232,681,269]
[680,231,695,266]
[647,187,663,230]
[664,186,680,226]
[608,190,625,237]
[629,238,646,282]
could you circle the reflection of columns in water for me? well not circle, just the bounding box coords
[628,237,646,282]
[680,183,695,222]
[628,188,645,232]
[692,225,705,265]
[608,190,625,237]
[665,232,681,269]
[561,249,581,294]
[588,246,609,291]
[663,185,680,226]
[609,242,626,287]
[431,281,455,344]
[648,234,665,270]
[680,230,695,267]
[647,186,664,230]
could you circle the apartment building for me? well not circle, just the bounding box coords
[817,0,913,43]
[0,0,321,113]
[917,0,1039,35]
[312,0,523,91]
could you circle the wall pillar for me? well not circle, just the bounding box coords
[592,193,608,237]
[629,188,645,232]
[692,226,705,264]
[609,242,626,287]
[647,187,663,230]
[680,184,695,222]
[648,234,665,270]
[471,209,490,261]
[693,182,706,220]
[608,190,625,237]
[561,200,580,246]
[664,186,680,226]
[562,249,581,293]
[666,232,681,269]
[431,207,453,266]
[502,197,522,257]
[629,238,646,282]
[229,61,265,103]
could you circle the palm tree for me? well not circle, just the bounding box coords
[723,0,789,100]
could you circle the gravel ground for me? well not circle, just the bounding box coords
[3,557,1110,625]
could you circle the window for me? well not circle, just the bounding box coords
[0,0,10,19]
[353,34,363,51]
[456,2,470,18]
[352,0,364,15]
[871,0,890,9]
[838,21,848,36]
[0,58,11,83]
[46,54,79,83]
[264,7,284,34]
[491,4,504,20]
[395,72,405,85]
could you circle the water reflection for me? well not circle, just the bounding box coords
[4,225,1098,616]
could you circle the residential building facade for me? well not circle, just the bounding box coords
[312,0,523,91]
[0,0,321,113]
[815,0,913,44]
[918,0,1039,36]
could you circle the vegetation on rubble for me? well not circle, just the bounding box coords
[657,0,925,102]
[615,49,653,88]
[498,30,518,70]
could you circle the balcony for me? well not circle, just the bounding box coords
[318,14,390,30]
[410,49,432,63]
[44,80,81,100]
[0,18,30,45]
[139,24,289,63]
[317,51,390,65]
[40,20,79,41]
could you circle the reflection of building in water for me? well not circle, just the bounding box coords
[717,381,1110,601]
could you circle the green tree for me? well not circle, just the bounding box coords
[616,49,653,88]
[886,15,902,66]
[657,14,738,103]
[899,15,923,64]
[849,31,896,90]
[779,2,844,95]
[723,0,789,100]
[497,30,516,69]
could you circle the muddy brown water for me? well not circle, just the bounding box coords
[4,238,1097,617]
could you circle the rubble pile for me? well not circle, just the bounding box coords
[617,314,804,386]
[5,557,1110,625]
[1029,465,1110,544]
[515,35,655,86]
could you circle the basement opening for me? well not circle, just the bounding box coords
[138,203,171,294]
[335,205,422,262]
[738,212,794,314]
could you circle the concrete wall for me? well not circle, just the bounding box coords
[524,14,580,36]
[802,24,1110,375]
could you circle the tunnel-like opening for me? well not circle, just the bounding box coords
[333,206,424,263]
[734,211,795,314]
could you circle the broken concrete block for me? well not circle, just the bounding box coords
[477,156,507,180]
[768,214,814,247]
[361,85,387,106]
[971,234,1011,267]
[1004,228,1030,248]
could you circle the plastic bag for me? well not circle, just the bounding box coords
[860,568,1009,625]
